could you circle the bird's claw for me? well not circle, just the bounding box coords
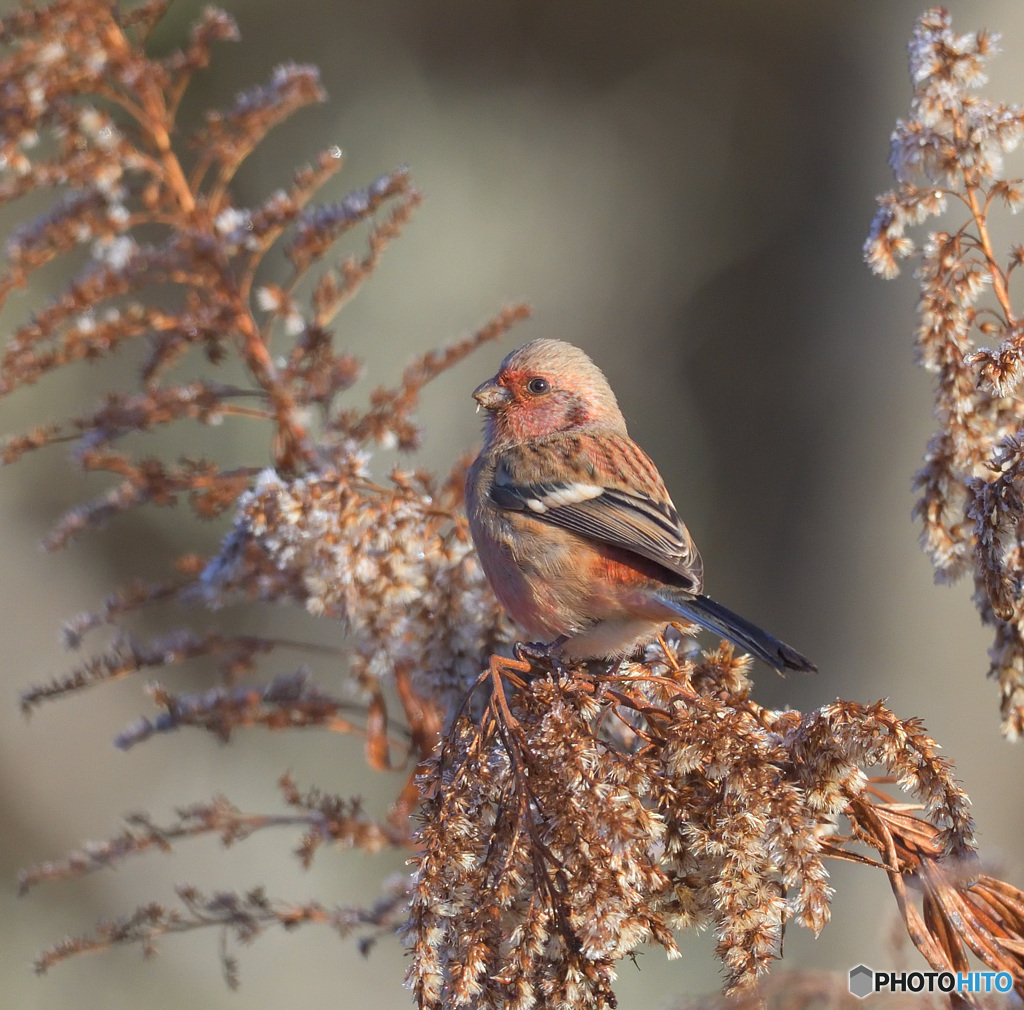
[513,638,568,678]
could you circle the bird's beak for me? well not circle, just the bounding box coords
[472,379,511,411]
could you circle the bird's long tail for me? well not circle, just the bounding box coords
[658,591,816,674]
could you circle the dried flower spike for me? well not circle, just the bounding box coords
[866,8,1024,738]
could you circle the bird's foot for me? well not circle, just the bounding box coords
[513,636,569,678]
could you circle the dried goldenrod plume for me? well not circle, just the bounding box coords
[0,0,524,967]
[3,3,1024,1008]
[865,8,1024,740]
[0,0,525,769]
[406,638,1024,1008]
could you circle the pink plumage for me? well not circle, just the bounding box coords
[465,338,815,672]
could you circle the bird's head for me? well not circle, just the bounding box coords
[473,339,627,444]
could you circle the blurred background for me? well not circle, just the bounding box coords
[2,1,1024,1007]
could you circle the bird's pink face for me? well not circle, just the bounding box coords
[473,363,595,442]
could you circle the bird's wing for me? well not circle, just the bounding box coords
[490,431,703,592]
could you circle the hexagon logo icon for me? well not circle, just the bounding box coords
[849,964,874,999]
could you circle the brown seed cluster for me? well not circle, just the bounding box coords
[866,8,1024,738]
[407,638,1021,1008]
[200,459,516,714]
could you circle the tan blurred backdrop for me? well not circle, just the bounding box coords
[2,1,1024,1008]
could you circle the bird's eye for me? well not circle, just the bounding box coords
[525,376,550,395]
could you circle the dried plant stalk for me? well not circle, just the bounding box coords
[0,0,525,975]
[407,639,1023,1008]
[866,8,1024,739]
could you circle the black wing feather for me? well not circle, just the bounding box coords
[490,461,702,591]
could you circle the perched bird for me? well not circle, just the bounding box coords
[465,338,815,673]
